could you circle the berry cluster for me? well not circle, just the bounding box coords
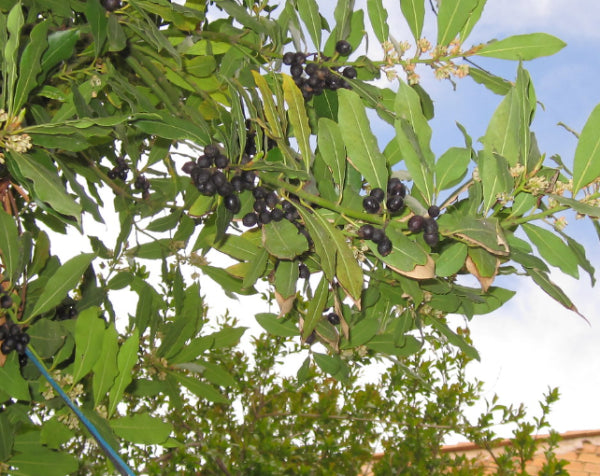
[0,320,29,367]
[358,223,393,256]
[407,205,440,246]
[283,40,356,101]
[134,174,151,200]
[107,157,129,181]
[362,177,406,215]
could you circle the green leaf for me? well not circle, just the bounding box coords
[0,412,14,461]
[0,207,20,283]
[572,103,600,195]
[41,29,80,76]
[251,71,284,139]
[549,194,600,218]
[437,0,478,45]
[400,0,425,41]
[9,151,82,223]
[313,353,349,382]
[27,253,94,319]
[526,268,584,319]
[334,0,355,40]
[435,147,470,193]
[469,66,512,95]
[243,247,269,290]
[394,80,434,202]
[40,418,74,450]
[85,0,108,57]
[92,324,119,406]
[367,0,388,44]
[365,333,421,357]
[338,88,388,191]
[255,312,298,338]
[283,74,312,172]
[72,307,105,383]
[297,0,322,50]
[460,0,487,41]
[522,224,579,278]
[172,373,228,403]
[110,413,173,445]
[13,20,49,113]
[427,316,479,360]
[303,275,329,340]
[367,222,428,271]
[262,219,309,260]
[108,330,140,418]
[28,319,67,359]
[438,214,509,255]
[274,260,298,299]
[479,150,512,213]
[317,118,346,194]
[107,13,127,52]
[435,242,468,277]
[4,3,24,116]
[8,444,78,476]
[0,353,29,401]
[135,112,210,145]
[476,33,566,60]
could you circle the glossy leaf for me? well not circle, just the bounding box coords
[549,194,600,218]
[313,353,349,383]
[283,74,312,172]
[108,330,140,418]
[367,0,388,43]
[92,324,119,406]
[251,71,284,139]
[394,81,434,202]
[469,67,512,95]
[572,103,600,194]
[27,253,94,319]
[400,0,425,41]
[40,29,79,76]
[28,318,67,359]
[0,208,20,283]
[522,224,579,278]
[317,118,346,194]
[172,373,228,403]
[338,88,388,191]
[334,0,355,40]
[303,275,329,340]
[255,312,298,338]
[367,222,428,272]
[4,3,24,116]
[13,20,48,114]
[85,0,107,56]
[460,0,487,41]
[274,260,298,299]
[435,147,470,193]
[479,150,512,213]
[0,353,29,401]
[7,444,78,476]
[437,0,478,46]
[262,219,309,260]
[438,214,509,255]
[297,0,322,49]
[435,242,468,277]
[72,307,105,383]
[0,413,13,461]
[526,268,585,319]
[110,413,173,445]
[476,33,566,60]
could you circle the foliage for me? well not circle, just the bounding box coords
[0,0,597,474]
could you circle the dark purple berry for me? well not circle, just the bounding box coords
[423,233,439,247]
[387,178,406,197]
[252,186,268,200]
[371,227,385,244]
[15,341,26,355]
[270,208,284,222]
[107,169,117,180]
[224,195,241,214]
[9,324,19,337]
[204,144,220,158]
[342,66,357,79]
[192,168,211,185]
[299,263,310,279]
[357,224,375,240]
[101,0,121,12]
[408,215,425,233]
[211,171,228,188]
[1,294,13,309]
[293,52,306,65]
[423,217,438,234]
[363,196,380,214]
[182,161,197,174]
[18,353,28,367]
[370,188,385,202]
[428,205,440,218]
[242,213,258,227]
[305,63,318,76]
[290,64,304,78]
[241,170,257,186]
[214,154,229,169]
[231,175,244,192]
[198,180,216,196]
[377,237,393,256]
[1,336,15,354]
[19,333,30,345]
[305,331,316,345]
[217,181,234,197]
[327,313,340,325]
[253,200,268,213]
[197,155,212,168]
[386,195,404,213]
[258,211,272,225]
[283,52,295,65]
[265,192,279,209]
[0,325,6,340]
[335,40,352,56]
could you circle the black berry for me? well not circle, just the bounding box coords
[377,237,393,256]
[101,0,121,11]
[327,313,340,325]
[214,154,229,169]
[387,178,406,197]
[335,40,352,56]
[270,208,284,222]
[1,294,13,309]
[428,205,440,218]
[386,195,404,213]
[423,233,439,247]
[204,144,220,158]
[224,195,241,214]
[182,161,197,174]
[242,212,258,227]
[299,263,310,279]
[283,52,295,65]
[342,66,357,79]
[290,64,304,78]
[363,196,380,214]
[371,227,385,244]
[370,188,385,202]
[423,217,438,234]
[293,52,306,65]
[408,215,425,233]
[357,224,375,240]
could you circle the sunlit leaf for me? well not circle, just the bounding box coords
[476,33,566,60]
[400,0,424,41]
[110,413,173,445]
[572,103,600,195]
[437,0,478,46]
